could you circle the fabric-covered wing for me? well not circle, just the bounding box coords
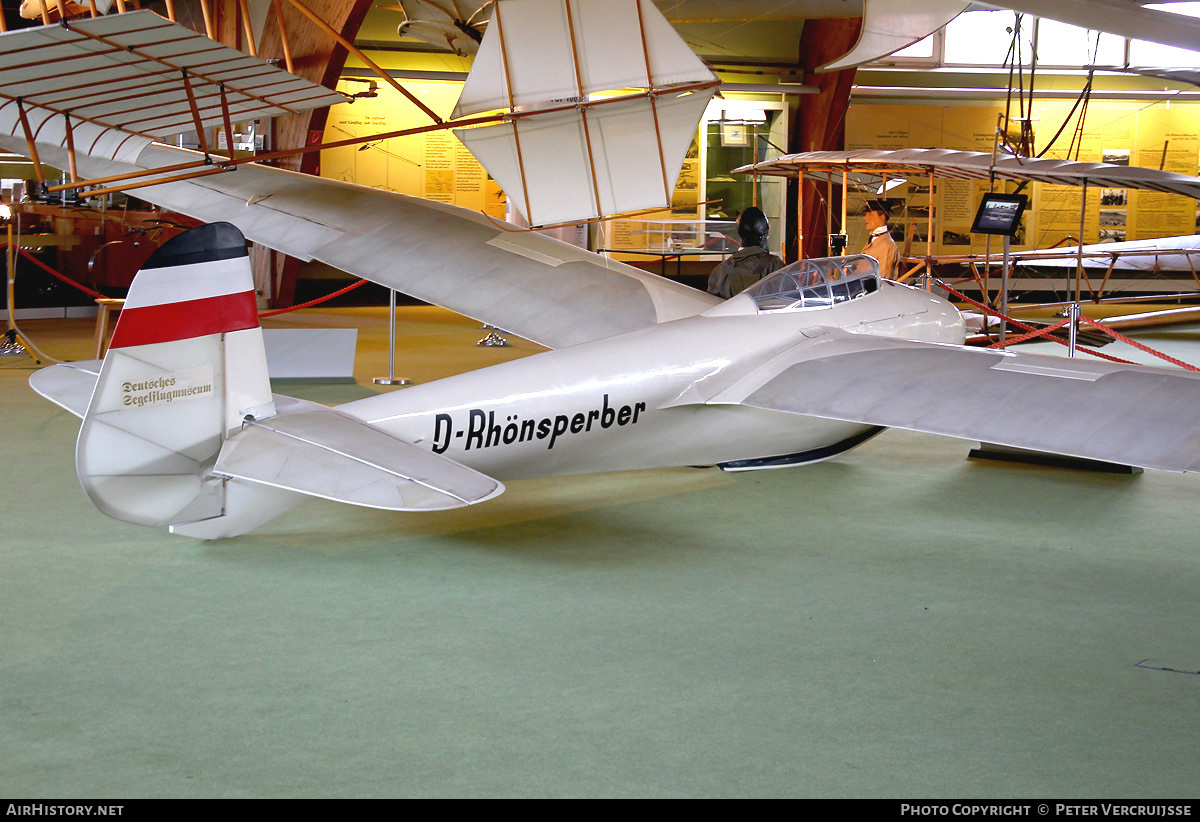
[710,328,1200,473]
[0,134,719,350]
[820,0,968,72]
[27,360,104,419]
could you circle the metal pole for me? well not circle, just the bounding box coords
[1076,180,1087,306]
[1068,301,1079,358]
[796,169,804,260]
[2,213,28,357]
[1069,179,1087,359]
[840,168,848,237]
[1001,233,1010,343]
[373,289,411,386]
[925,169,934,290]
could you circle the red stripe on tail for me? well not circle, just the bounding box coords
[108,290,259,349]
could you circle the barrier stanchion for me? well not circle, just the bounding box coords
[933,277,1136,365]
[373,288,412,387]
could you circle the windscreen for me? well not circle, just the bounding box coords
[741,255,881,311]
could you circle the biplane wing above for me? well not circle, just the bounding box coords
[0,11,346,140]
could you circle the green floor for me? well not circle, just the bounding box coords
[3,308,1200,798]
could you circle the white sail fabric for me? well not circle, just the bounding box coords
[451,0,718,225]
[456,86,715,226]
[452,0,714,117]
[0,11,345,141]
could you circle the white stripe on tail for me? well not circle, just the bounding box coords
[76,222,277,528]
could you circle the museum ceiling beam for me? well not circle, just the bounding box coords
[218,0,377,307]
[788,16,861,261]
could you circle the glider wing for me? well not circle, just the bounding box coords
[711,327,1200,473]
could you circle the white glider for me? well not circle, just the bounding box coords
[10,10,1200,539]
[28,220,1200,539]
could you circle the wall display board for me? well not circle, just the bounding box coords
[846,101,1200,256]
[321,80,506,218]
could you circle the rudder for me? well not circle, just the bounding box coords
[75,222,275,527]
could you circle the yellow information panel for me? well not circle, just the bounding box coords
[321,80,505,218]
[846,101,1200,255]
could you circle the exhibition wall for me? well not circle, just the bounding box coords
[321,80,507,218]
[844,100,1200,255]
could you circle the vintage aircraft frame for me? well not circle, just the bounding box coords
[9,5,1200,539]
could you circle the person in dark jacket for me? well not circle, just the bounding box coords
[706,207,784,298]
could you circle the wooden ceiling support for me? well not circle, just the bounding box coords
[788,17,862,261]
[15,101,46,185]
[282,0,442,125]
[240,0,378,307]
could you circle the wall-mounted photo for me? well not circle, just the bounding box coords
[1102,148,1130,166]
[1100,188,1128,206]
[720,123,751,147]
[1099,209,1127,227]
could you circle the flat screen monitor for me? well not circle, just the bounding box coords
[971,193,1028,236]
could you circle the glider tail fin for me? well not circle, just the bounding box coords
[75,222,276,528]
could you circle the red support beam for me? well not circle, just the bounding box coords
[788,17,862,261]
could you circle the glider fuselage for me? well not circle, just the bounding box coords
[339,279,966,479]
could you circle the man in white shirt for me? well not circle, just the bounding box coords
[862,201,900,279]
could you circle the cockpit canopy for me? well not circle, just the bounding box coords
[740,254,881,311]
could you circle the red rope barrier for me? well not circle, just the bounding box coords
[1079,316,1200,373]
[4,243,374,317]
[933,277,1136,365]
[258,278,370,317]
[987,317,1071,348]
[3,245,109,300]
[971,292,1195,369]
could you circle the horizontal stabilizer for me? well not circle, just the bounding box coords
[215,402,504,510]
[28,359,103,419]
[711,328,1200,474]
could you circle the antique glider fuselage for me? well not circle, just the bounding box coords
[338,263,966,478]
